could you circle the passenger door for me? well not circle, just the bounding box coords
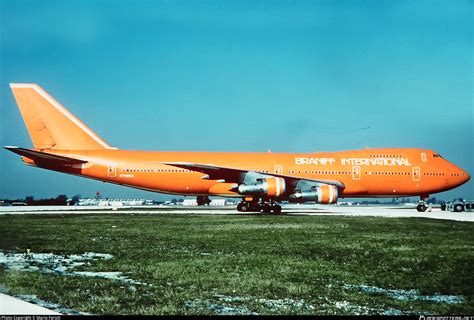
[108,164,117,178]
[352,166,361,180]
[274,165,283,175]
[412,167,420,181]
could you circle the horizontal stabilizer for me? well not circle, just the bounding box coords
[3,146,87,165]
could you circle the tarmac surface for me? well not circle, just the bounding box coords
[0,204,473,222]
[0,293,61,315]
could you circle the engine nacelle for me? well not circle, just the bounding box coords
[238,177,286,198]
[289,184,338,204]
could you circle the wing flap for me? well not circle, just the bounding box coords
[162,162,244,181]
[4,146,88,165]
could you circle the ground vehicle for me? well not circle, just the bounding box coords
[443,200,474,212]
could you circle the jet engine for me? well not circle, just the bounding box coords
[238,177,286,198]
[289,184,338,204]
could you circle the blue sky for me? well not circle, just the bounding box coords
[0,0,472,200]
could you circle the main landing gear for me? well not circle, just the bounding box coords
[196,196,211,206]
[237,199,282,214]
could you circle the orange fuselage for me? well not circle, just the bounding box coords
[29,147,469,199]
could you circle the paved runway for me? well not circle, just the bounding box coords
[0,293,61,315]
[1,204,472,222]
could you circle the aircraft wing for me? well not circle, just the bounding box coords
[161,162,345,189]
[3,146,88,165]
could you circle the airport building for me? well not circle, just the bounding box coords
[182,199,233,206]
[76,198,151,206]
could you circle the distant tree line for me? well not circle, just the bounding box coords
[0,194,81,206]
[353,197,447,205]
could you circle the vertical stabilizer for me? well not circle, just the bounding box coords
[10,83,116,150]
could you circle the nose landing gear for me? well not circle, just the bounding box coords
[416,195,429,212]
[416,202,427,212]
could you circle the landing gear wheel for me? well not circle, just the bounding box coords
[454,204,464,212]
[237,199,282,214]
[196,196,211,206]
[262,204,272,213]
[272,204,282,214]
[238,202,249,212]
[416,204,427,212]
[248,203,259,212]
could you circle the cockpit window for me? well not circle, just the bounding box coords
[433,153,443,158]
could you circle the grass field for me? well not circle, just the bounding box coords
[0,213,473,315]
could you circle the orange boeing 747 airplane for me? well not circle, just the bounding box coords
[5,84,470,213]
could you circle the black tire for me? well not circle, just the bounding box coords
[454,204,464,212]
[240,204,248,212]
[237,203,243,212]
[273,205,282,214]
[196,196,210,206]
[262,204,272,213]
[416,204,427,212]
[440,203,446,211]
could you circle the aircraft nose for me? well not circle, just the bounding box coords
[462,169,470,184]
[453,167,470,186]
[447,162,470,187]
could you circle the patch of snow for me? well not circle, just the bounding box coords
[0,251,144,285]
[344,284,464,304]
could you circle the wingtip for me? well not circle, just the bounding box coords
[3,146,19,150]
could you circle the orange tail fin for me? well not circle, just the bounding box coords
[10,83,116,150]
